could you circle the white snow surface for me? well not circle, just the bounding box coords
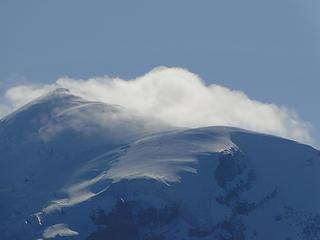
[0,89,319,240]
[42,224,79,239]
[42,127,236,213]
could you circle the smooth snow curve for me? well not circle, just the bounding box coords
[0,89,319,240]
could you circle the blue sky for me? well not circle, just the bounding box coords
[1,0,319,148]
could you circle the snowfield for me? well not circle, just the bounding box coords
[0,89,319,240]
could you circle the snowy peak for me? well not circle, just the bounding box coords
[1,88,80,124]
[1,90,320,240]
[1,88,170,143]
[49,87,70,94]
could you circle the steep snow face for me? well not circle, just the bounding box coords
[0,89,171,239]
[0,89,168,191]
[84,128,236,184]
[1,89,320,240]
[0,88,170,183]
[30,126,319,240]
[1,88,169,144]
[41,128,236,214]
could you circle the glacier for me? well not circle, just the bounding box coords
[0,89,319,240]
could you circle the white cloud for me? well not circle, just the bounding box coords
[0,66,312,144]
[5,85,55,108]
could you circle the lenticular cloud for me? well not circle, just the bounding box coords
[1,67,312,144]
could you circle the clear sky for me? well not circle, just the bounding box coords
[1,0,319,148]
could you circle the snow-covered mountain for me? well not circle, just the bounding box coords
[1,89,319,240]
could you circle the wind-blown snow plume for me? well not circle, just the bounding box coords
[0,67,312,143]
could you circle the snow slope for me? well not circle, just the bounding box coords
[0,89,319,240]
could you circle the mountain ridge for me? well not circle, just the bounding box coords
[0,89,319,240]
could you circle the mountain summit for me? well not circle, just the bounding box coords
[1,89,319,240]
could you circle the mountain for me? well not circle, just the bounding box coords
[0,89,319,240]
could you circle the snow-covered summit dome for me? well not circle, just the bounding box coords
[0,91,319,240]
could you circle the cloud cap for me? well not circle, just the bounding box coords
[1,67,312,144]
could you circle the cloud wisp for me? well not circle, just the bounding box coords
[0,67,312,144]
